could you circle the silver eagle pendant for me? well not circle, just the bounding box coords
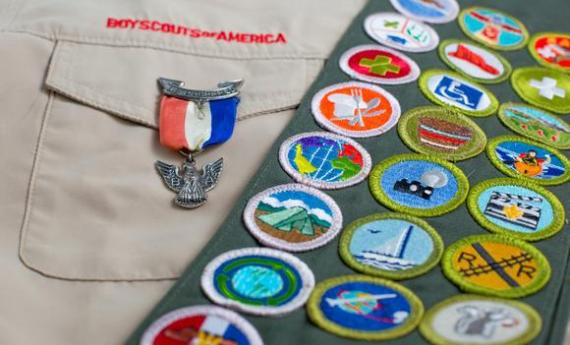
[155,154,223,209]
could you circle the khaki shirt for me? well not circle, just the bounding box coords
[0,0,365,343]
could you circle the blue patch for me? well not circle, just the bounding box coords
[396,0,449,18]
[494,141,566,179]
[462,9,525,48]
[269,190,332,216]
[434,76,483,110]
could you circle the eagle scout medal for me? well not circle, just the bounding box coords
[389,0,459,24]
[307,275,423,340]
[498,103,570,150]
[438,39,512,84]
[369,154,469,217]
[311,82,401,138]
[458,7,529,51]
[155,77,243,208]
[442,234,551,298]
[339,45,420,85]
[419,295,542,345]
[511,67,570,114]
[529,32,570,73]
[140,305,263,345]
[339,213,443,280]
[363,12,439,53]
[419,69,499,117]
[279,132,372,190]
[487,135,570,186]
[243,184,343,252]
[397,106,487,161]
[467,178,565,241]
[201,247,314,316]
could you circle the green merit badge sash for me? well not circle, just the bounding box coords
[128,0,570,344]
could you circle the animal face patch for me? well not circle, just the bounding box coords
[529,32,570,73]
[389,0,459,24]
[511,67,570,114]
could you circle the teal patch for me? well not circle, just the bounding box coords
[511,67,570,114]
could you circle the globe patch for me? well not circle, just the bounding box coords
[511,67,570,114]
[529,32,570,73]
[389,0,459,24]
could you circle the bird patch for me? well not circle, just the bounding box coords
[529,32,570,73]
[388,0,459,24]
[511,67,570,114]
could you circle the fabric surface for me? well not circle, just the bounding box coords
[127,0,570,344]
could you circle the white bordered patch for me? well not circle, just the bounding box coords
[311,81,401,138]
[243,184,343,252]
[390,0,459,24]
[201,247,315,316]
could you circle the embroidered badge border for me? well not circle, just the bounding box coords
[528,32,570,73]
[511,67,570,114]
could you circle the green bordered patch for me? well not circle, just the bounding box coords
[307,275,423,340]
[419,294,542,345]
[140,305,264,345]
[458,7,529,51]
[487,135,570,185]
[511,67,570,114]
[529,32,570,73]
[467,178,565,241]
[498,102,570,150]
[398,106,487,161]
[201,247,315,316]
[419,69,499,117]
[442,234,551,298]
[243,184,343,252]
[369,153,469,217]
[438,39,512,84]
[339,213,443,280]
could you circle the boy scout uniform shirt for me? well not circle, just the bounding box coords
[0,0,366,344]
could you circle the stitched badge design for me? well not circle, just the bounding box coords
[201,247,314,316]
[140,306,263,345]
[498,103,570,150]
[389,0,459,24]
[511,67,570,114]
[369,154,469,217]
[243,184,342,252]
[467,178,565,241]
[339,45,420,85]
[307,275,423,340]
[487,136,570,186]
[419,295,542,345]
[529,32,570,73]
[311,82,401,138]
[398,106,487,161]
[339,213,443,280]
[364,12,440,52]
[279,132,372,189]
[458,7,529,51]
[442,234,551,298]
[419,70,499,117]
[438,39,512,84]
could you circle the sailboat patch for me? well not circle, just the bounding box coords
[339,213,443,280]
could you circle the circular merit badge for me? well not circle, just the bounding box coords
[369,154,469,217]
[311,82,401,138]
[243,184,343,252]
[389,0,459,24]
[140,305,263,345]
[487,135,570,186]
[458,7,529,51]
[279,131,372,190]
[419,69,499,117]
[438,39,512,84]
[442,234,551,298]
[201,247,315,316]
[511,67,570,114]
[363,12,439,53]
[307,275,423,341]
[398,106,487,161]
[339,213,443,280]
[498,103,570,150]
[339,45,420,85]
[529,32,570,73]
[467,178,565,241]
[419,295,542,345]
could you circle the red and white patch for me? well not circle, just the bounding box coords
[531,33,570,72]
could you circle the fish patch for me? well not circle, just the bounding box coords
[442,234,551,298]
[279,132,372,189]
[307,275,423,340]
[389,0,459,24]
[511,67,570,114]
[311,81,401,138]
[339,213,443,280]
[529,32,570,73]
[369,153,469,217]
[243,184,342,252]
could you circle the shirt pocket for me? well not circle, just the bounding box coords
[19,39,323,281]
